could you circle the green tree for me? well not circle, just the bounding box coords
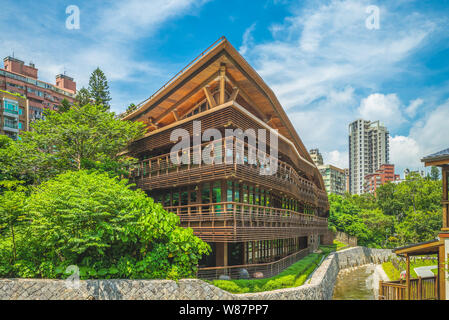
[430,166,440,181]
[20,170,210,279]
[20,104,145,173]
[88,68,111,109]
[0,181,27,263]
[57,98,71,113]
[75,87,92,107]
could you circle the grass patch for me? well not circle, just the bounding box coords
[333,240,348,251]
[382,257,438,281]
[212,245,336,293]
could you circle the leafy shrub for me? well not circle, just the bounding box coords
[0,170,210,280]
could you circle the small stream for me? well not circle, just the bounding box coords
[332,265,378,300]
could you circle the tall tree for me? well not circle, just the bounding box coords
[430,166,440,181]
[88,68,111,109]
[75,87,92,107]
[57,98,71,113]
[20,104,145,174]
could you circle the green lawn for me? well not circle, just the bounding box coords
[334,239,348,251]
[211,245,336,293]
[382,258,438,281]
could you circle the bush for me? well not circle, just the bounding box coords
[0,170,210,279]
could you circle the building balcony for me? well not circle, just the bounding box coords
[130,138,329,210]
[165,201,328,242]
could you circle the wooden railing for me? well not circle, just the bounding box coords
[165,202,328,242]
[130,137,328,209]
[379,276,437,300]
[197,248,310,280]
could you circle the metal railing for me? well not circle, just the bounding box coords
[196,248,310,280]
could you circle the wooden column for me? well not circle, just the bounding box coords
[438,245,446,300]
[219,64,226,105]
[443,168,448,229]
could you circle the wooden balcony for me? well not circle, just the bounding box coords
[130,137,329,210]
[379,276,438,300]
[165,202,328,242]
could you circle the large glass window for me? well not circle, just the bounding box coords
[172,191,179,206]
[212,181,221,203]
[181,188,188,206]
[234,183,240,202]
[202,183,210,204]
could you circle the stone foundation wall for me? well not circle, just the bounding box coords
[0,247,393,300]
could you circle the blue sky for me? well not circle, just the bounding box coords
[1,0,449,175]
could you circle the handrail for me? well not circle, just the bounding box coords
[122,36,227,118]
[199,248,309,271]
[130,137,328,204]
[165,201,328,222]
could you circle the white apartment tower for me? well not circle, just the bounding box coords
[349,119,389,195]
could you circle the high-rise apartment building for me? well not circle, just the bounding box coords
[349,119,389,195]
[318,164,347,196]
[0,56,76,124]
[309,148,323,166]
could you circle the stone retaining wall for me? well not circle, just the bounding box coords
[0,247,394,300]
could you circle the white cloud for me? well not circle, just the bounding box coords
[239,23,256,55]
[358,93,405,129]
[410,99,449,156]
[390,135,422,176]
[324,150,348,169]
[0,0,208,112]
[405,98,424,118]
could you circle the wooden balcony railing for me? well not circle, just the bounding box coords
[379,276,437,300]
[196,247,310,280]
[130,137,328,209]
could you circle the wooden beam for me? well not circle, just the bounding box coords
[225,73,268,122]
[203,86,217,108]
[229,87,239,102]
[154,71,219,123]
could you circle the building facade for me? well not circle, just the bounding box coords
[349,119,389,195]
[318,164,347,196]
[0,90,28,140]
[123,38,329,278]
[364,164,399,194]
[0,56,76,125]
[309,148,323,166]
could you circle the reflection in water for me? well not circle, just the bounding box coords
[332,265,376,300]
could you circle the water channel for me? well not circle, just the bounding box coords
[332,265,378,300]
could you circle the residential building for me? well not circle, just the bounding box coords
[349,119,389,195]
[364,164,400,194]
[124,37,330,279]
[309,148,323,166]
[318,164,347,196]
[404,168,425,179]
[0,56,76,124]
[344,168,350,193]
[0,90,28,140]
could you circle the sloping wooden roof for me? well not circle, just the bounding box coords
[394,239,442,256]
[123,37,325,190]
[421,148,449,167]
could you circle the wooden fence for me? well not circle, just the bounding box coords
[379,276,437,300]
